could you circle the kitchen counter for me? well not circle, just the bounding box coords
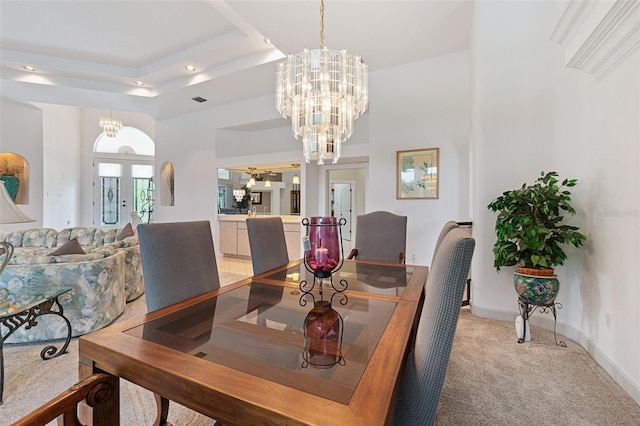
[218,215,302,259]
[217,214,302,224]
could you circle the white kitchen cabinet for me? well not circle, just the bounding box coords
[219,221,238,255]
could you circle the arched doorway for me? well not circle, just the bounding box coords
[93,127,155,227]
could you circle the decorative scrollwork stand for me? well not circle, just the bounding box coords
[1,289,72,404]
[517,299,566,347]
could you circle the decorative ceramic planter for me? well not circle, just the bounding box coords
[0,175,19,201]
[513,272,559,306]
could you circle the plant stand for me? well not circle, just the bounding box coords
[517,298,566,347]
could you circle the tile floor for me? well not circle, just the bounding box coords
[216,255,253,277]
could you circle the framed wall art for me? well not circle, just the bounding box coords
[396,148,439,199]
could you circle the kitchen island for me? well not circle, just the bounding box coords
[218,214,302,260]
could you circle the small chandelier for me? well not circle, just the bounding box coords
[246,167,256,188]
[232,189,245,202]
[292,163,301,185]
[276,0,368,165]
[99,111,122,138]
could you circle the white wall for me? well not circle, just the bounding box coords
[367,51,472,265]
[470,0,640,403]
[39,104,82,230]
[0,98,43,231]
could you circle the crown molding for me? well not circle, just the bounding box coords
[551,0,640,80]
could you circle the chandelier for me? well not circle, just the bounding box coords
[246,167,256,188]
[99,111,122,138]
[276,0,368,165]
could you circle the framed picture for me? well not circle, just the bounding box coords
[250,192,262,205]
[396,148,439,199]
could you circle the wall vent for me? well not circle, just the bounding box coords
[192,96,207,103]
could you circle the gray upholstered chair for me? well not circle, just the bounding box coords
[246,217,290,275]
[347,211,407,264]
[393,227,475,426]
[137,220,220,312]
[137,220,221,424]
[430,220,460,267]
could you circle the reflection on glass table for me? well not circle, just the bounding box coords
[265,260,414,297]
[125,281,396,404]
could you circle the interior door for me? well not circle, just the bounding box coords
[93,158,154,228]
[331,182,354,254]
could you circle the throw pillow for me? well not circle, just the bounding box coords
[49,238,86,256]
[116,222,134,241]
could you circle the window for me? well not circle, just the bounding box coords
[218,185,228,211]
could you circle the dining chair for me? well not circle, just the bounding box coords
[430,220,460,267]
[246,216,290,275]
[393,227,475,426]
[347,211,407,264]
[137,220,221,426]
[137,220,220,312]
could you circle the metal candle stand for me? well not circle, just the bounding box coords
[300,291,348,369]
[300,217,349,294]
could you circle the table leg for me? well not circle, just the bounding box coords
[153,393,172,426]
[78,358,120,425]
[39,297,72,360]
[1,333,4,405]
[0,294,73,405]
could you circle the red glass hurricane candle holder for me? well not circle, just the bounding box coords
[303,300,343,368]
[303,216,344,278]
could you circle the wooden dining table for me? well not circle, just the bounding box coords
[78,259,427,425]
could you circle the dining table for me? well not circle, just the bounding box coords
[78,258,428,425]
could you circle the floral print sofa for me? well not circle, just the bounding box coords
[0,226,144,343]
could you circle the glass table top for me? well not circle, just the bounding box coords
[264,261,414,297]
[0,286,72,318]
[125,281,397,404]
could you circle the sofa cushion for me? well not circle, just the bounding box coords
[103,228,119,244]
[10,254,57,265]
[49,238,86,256]
[58,227,105,247]
[116,223,134,241]
[22,228,58,248]
[4,230,25,247]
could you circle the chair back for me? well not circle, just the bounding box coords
[353,211,407,263]
[393,227,475,426]
[138,220,220,312]
[430,220,460,267]
[246,217,290,275]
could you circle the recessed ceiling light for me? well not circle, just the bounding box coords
[134,81,145,86]
[23,65,36,71]
[185,65,196,72]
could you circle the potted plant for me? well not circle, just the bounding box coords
[487,171,587,306]
[0,158,24,201]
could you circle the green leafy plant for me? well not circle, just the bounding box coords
[487,171,587,271]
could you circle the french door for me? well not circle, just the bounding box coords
[93,157,154,228]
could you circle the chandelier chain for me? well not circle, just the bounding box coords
[320,0,325,49]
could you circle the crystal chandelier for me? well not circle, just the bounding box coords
[276,0,368,165]
[99,111,122,138]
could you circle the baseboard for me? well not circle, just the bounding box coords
[470,305,640,406]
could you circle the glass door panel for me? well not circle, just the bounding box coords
[94,159,154,228]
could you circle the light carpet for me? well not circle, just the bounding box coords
[2,290,639,425]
